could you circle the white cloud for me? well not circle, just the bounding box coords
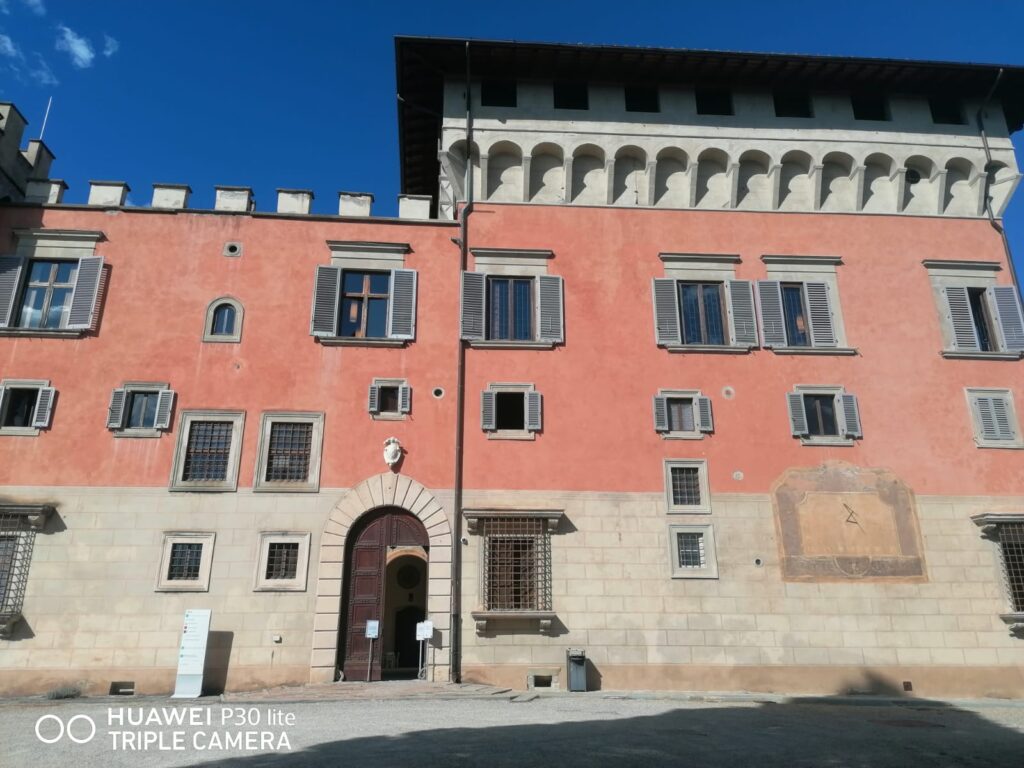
[102,33,117,57]
[55,23,93,68]
[0,1,10,15]
[22,0,44,15]
[27,52,56,85]
[0,33,19,58]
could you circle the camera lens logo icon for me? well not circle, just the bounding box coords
[35,714,96,745]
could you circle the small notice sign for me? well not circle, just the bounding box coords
[416,621,434,641]
[365,620,380,639]
[171,609,211,699]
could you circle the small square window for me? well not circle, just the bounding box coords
[774,90,813,118]
[495,392,525,430]
[668,524,718,579]
[929,97,966,125]
[483,384,541,439]
[108,383,174,436]
[789,386,861,444]
[156,532,215,591]
[695,87,733,116]
[625,85,659,113]
[554,81,588,110]
[369,378,411,420]
[654,389,713,439]
[852,92,889,121]
[379,386,400,414]
[803,394,839,437]
[169,411,245,492]
[1,388,38,428]
[663,460,711,513]
[667,398,695,433]
[0,379,55,436]
[965,388,1022,449]
[126,391,159,429]
[254,412,324,492]
[254,532,310,591]
[481,79,517,108]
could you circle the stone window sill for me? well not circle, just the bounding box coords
[976,440,1024,450]
[486,430,536,441]
[371,412,407,422]
[253,483,320,494]
[471,610,556,634]
[663,344,752,354]
[658,431,705,440]
[670,569,719,580]
[169,483,237,493]
[113,428,163,439]
[942,350,1023,361]
[770,347,858,356]
[155,583,209,593]
[0,328,85,339]
[317,337,407,348]
[0,427,39,437]
[469,341,556,350]
[800,437,855,447]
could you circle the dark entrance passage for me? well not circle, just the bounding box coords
[339,507,428,681]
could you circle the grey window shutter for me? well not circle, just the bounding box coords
[726,280,758,347]
[696,396,714,433]
[787,392,808,436]
[988,286,1024,352]
[399,384,412,413]
[154,390,175,430]
[461,272,486,341]
[537,275,564,343]
[310,265,341,337]
[804,282,837,347]
[387,269,417,340]
[0,256,24,328]
[757,280,788,348]
[480,390,496,430]
[839,393,862,438]
[367,384,380,413]
[31,387,55,429]
[0,388,6,421]
[944,286,980,351]
[653,395,669,432]
[980,395,1017,440]
[652,278,681,346]
[526,391,543,432]
[67,257,104,329]
[107,388,127,429]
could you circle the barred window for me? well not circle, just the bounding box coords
[998,523,1024,613]
[167,542,203,581]
[670,466,701,506]
[676,531,706,568]
[668,524,718,579]
[482,517,551,612]
[0,512,35,622]
[265,542,300,580]
[182,421,233,481]
[265,422,313,482]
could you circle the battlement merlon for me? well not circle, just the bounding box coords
[0,103,55,201]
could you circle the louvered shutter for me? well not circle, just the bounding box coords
[974,396,1002,440]
[461,272,486,341]
[839,393,862,438]
[804,282,837,347]
[787,392,808,436]
[480,390,496,431]
[367,384,380,413]
[66,257,104,329]
[31,387,55,429]
[399,384,412,414]
[757,280,788,347]
[154,390,176,430]
[944,286,980,351]
[387,269,417,340]
[653,395,669,432]
[652,278,681,346]
[107,388,127,429]
[537,275,564,343]
[0,256,23,327]
[726,280,758,347]
[696,396,714,433]
[526,391,543,432]
[0,388,6,421]
[992,396,1017,440]
[310,265,341,337]
[989,286,1024,352]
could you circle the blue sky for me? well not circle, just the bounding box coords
[3,1,1024,275]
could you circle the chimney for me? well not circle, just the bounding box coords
[276,188,313,214]
[24,179,67,204]
[151,183,192,209]
[398,194,432,219]
[88,180,129,207]
[214,186,254,212]
[338,191,374,217]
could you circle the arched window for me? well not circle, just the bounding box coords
[203,297,243,343]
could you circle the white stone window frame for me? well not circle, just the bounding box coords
[253,411,325,493]
[663,459,712,514]
[369,377,410,421]
[668,523,719,579]
[253,531,311,592]
[761,255,853,354]
[793,384,856,447]
[467,248,561,350]
[657,253,752,354]
[0,378,52,436]
[484,382,538,441]
[169,410,246,493]
[111,381,171,439]
[656,388,707,440]
[965,387,1023,449]
[202,296,244,343]
[155,531,216,592]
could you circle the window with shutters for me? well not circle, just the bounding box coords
[156,532,215,592]
[757,256,851,353]
[668,524,719,579]
[965,388,1022,449]
[107,382,174,438]
[169,410,245,492]
[481,383,542,440]
[368,378,411,421]
[203,297,244,343]
[461,268,564,347]
[938,283,1024,358]
[254,532,310,591]
[0,378,56,436]
[663,459,712,513]
[787,385,862,445]
[679,282,727,345]
[653,389,714,439]
[254,412,325,492]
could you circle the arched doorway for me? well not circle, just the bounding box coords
[338,507,429,681]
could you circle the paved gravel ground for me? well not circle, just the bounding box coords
[3,693,1024,767]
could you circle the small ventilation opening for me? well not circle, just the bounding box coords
[223,242,242,257]
[109,681,135,696]
[532,675,553,688]
[902,681,913,693]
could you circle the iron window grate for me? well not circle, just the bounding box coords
[670,466,702,507]
[265,542,300,580]
[265,422,313,482]
[167,542,203,581]
[0,513,35,620]
[182,421,233,481]
[481,517,551,612]
[676,532,706,569]
[998,523,1024,613]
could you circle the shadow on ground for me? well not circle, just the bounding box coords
[199,674,1023,768]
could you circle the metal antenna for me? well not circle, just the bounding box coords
[38,96,53,141]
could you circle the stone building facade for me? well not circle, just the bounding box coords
[1,38,1024,697]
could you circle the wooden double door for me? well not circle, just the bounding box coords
[339,507,428,681]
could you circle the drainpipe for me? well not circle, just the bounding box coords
[976,68,1023,298]
[450,39,474,683]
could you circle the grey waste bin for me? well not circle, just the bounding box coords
[566,648,586,692]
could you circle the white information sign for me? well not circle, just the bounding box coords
[171,609,211,699]
[365,620,380,639]
[416,621,434,641]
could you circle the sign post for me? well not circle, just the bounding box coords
[171,609,211,699]
[365,620,380,682]
[415,620,433,681]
